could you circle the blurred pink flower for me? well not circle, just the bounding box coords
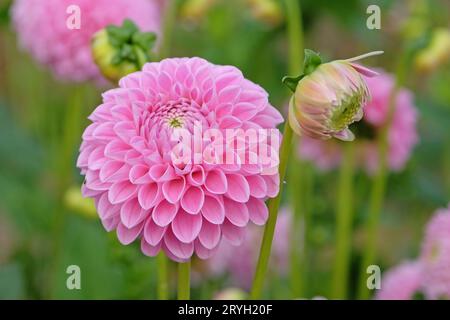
[77,57,283,262]
[299,71,418,174]
[376,261,423,300]
[420,203,450,299]
[206,209,292,289]
[12,0,161,83]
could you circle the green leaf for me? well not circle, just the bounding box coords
[132,32,157,51]
[282,75,303,93]
[303,49,322,75]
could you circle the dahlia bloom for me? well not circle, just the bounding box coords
[12,0,161,83]
[420,204,450,299]
[206,209,292,288]
[376,261,423,300]
[299,71,419,174]
[77,57,283,262]
[287,50,380,141]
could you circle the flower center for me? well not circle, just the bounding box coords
[330,91,363,132]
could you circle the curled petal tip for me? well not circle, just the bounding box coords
[350,63,379,78]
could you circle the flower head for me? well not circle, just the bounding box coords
[285,50,381,141]
[12,0,161,83]
[376,261,423,300]
[299,70,418,174]
[420,204,450,299]
[77,57,283,262]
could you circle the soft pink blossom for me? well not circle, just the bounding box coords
[420,204,450,299]
[376,261,423,300]
[299,71,418,174]
[12,0,161,83]
[206,209,292,289]
[77,57,283,262]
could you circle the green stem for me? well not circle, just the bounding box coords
[285,0,305,299]
[331,142,356,299]
[158,0,178,60]
[356,91,396,300]
[49,85,86,298]
[177,261,191,300]
[157,253,169,300]
[250,122,294,299]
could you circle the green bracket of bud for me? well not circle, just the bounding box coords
[106,19,157,69]
[282,49,322,92]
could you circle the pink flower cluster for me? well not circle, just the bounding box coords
[205,209,292,289]
[376,204,450,300]
[299,71,418,174]
[12,0,161,83]
[77,57,283,262]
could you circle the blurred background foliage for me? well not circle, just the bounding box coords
[0,0,449,299]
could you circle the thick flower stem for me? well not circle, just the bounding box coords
[157,253,169,300]
[177,260,191,300]
[251,122,294,299]
[285,0,306,299]
[356,90,396,300]
[49,85,86,298]
[250,0,303,300]
[158,0,178,60]
[331,142,356,299]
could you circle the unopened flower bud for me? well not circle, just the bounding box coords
[284,50,382,141]
[91,19,156,82]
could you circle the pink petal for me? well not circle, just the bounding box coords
[247,197,268,226]
[181,186,204,214]
[198,220,221,249]
[195,240,219,260]
[101,216,119,232]
[141,238,161,257]
[116,221,144,245]
[96,192,119,220]
[224,198,249,227]
[149,164,176,182]
[205,169,227,194]
[163,228,194,260]
[263,174,279,198]
[152,199,178,227]
[225,174,250,203]
[246,175,267,198]
[143,217,166,246]
[201,195,225,224]
[108,181,137,204]
[129,164,152,184]
[172,209,203,243]
[162,177,186,203]
[350,63,379,77]
[222,219,246,246]
[120,198,148,228]
[187,165,205,186]
[137,183,160,210]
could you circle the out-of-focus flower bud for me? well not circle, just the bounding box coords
[246,0,283,27]
[414,28,450,74]
[64,186,97,219]
[91,19,156,82]
[284,50,382,141]
[180,0,216,22]
[214,288,247,300]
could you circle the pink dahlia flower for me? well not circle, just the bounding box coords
[420,204,450,299]
[206,209,291,289]
[299,71,418,174]
[77,57,283,262]
[12,0,161,83]
[376,261,423,300]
